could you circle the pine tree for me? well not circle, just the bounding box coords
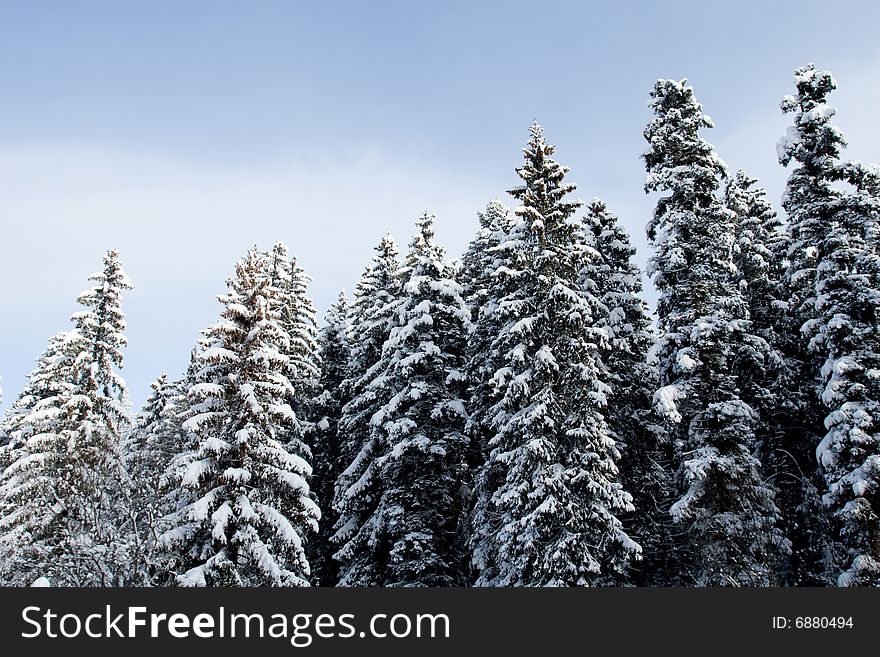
[146,356,204,587]
[460,199,517,488]
[0,249,134,586]
[346,212,472,586]
[0,332,77,585]
[725,171,787,346]
[470,123,638,587]
[332,234,402,585]
[123,372,188,584]
[816,179,880,586]
[459,199,514,310]
[644,80,785,585]
[583,198,672,585]
[779,64,880,586]
[157,248,319,586]
[0,332,74,459]
[264,243,322,434]
[0,377,6,464]
[724,170,788,426]
[774,66,855,585]
[724,169,806,584]
[309,291,352,585]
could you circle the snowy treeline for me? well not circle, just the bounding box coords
[1,65,878,587]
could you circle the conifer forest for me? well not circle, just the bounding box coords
[2,64,879,588]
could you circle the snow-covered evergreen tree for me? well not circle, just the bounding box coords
[0,333,76,584]
[725,171,787,346]
[123,372,188,584]
[779,64,880,586]
[0,332,74,459]
[644,80,785,585]
[583,198,672,585]
[816,184,880,586]
[309,291,351,585]
[157,248,319,586]
[724,169,805,584]
[460,200,517,488]
[332,234,402,586]
[263,242,322,434]
[774,66,855,585]
[459,200,514,310]
[462,201,521,482]
[347,212,471,586]
[470,123,639,587]
[145,356,204,587]
[0,249,134,586]
[0,377,6,464]
[723,170,788,424]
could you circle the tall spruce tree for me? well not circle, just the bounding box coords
[264,242,322,434]
[724,169,803,583]
[157,248,319,586]
[332,235,402,585]
[353,212,471,586]
[0,378,4,455]
[774,66,852,585]
[123,372,188,584]
[470,123,638,586]
[309,291,352,585]
[725,171,787,347]
[147,357,203,586]
[644,80,785,585]
[459,200,514,310]
[463,204,534,586]
[0,332,74,458]
[462,200,519,484]
[779,64,880,586]
[724,170,788,422]
[0,332,75,584]
[583,198,672,585]
[0,250,134,586]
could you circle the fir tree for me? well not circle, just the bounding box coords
[123,372,188,584]
[264,242,322,434]
[353,213,471,586]
[0,332,75,464]
[724,169,805,583]
[0,377,6,464]
[309,291,352,585]
[779,64,880,586]
[470,123,638,586]
[0,332,82,582]
[459,199,514,311]
[644,80,785,585]
[583,198,672,585]
[725,171,787,346]
[774,66,855,585]
[461,199,517,487]
[723,170,788,424]
[0,249,134,586]
[146,357,203,586]
[157,248,319,586]
[332,234,402,586]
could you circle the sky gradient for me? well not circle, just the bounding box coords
[1,0,879,410]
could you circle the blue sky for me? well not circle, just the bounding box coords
[1,0,879,410]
